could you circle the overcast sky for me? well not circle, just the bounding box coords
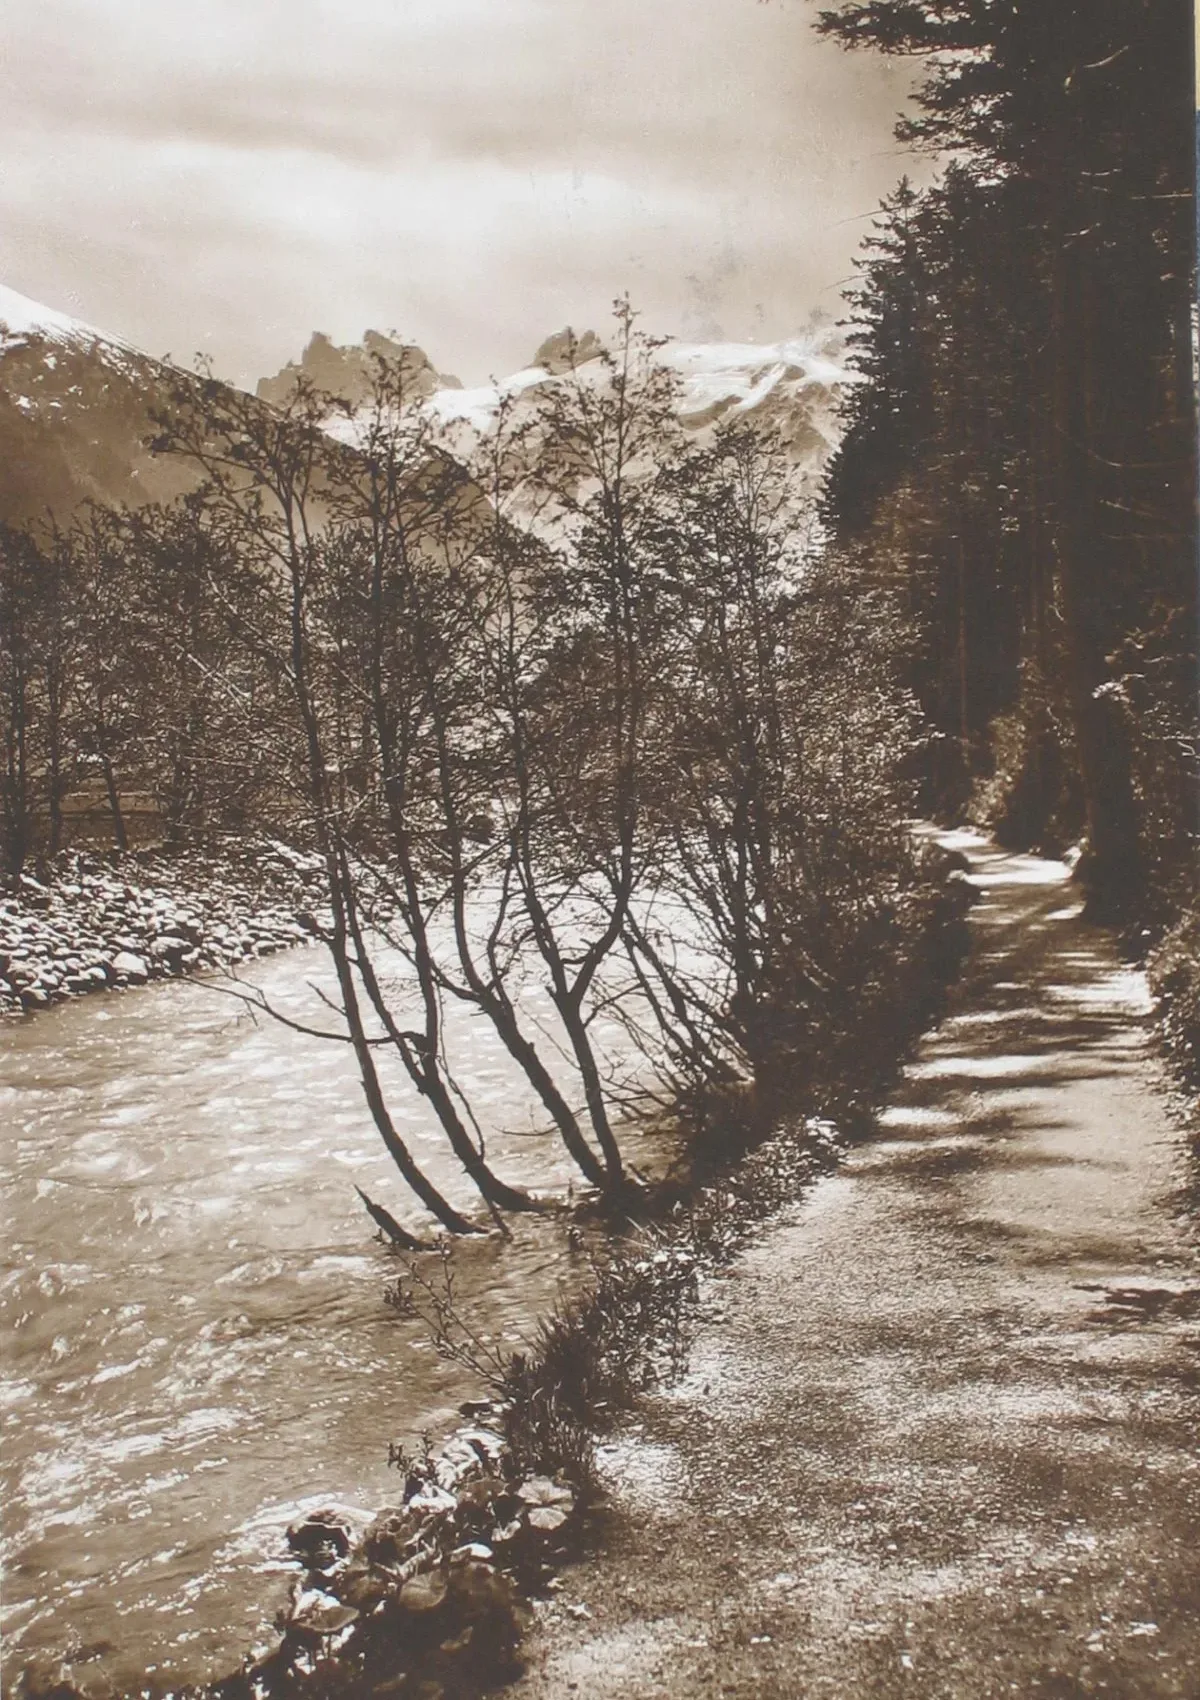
[1,0,923,388]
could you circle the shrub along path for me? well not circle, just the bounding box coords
[507,834,1200,1699]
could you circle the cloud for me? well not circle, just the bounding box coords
[0,0,924,385]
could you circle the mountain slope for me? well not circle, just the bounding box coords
[0,285,199,524]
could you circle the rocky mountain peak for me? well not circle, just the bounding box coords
[257,330,457,410]
[531,328,605,375]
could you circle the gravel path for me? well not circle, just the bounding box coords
[508,836,1200,1699]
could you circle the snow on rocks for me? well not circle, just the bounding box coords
[109,949,149,983]
[0,843,328,1017]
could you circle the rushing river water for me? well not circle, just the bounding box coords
[0,941,668,1691]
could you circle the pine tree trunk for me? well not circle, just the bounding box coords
[1052,241,1142,920]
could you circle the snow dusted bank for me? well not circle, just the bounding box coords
[0,843,327,1017]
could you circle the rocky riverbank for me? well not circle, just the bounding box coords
[0,842,328,1017]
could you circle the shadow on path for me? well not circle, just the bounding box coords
[508,834,1200,1700]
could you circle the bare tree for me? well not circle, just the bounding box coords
[320,370,619,1193]
[153,370,513,1233]
[466,303,688,1186]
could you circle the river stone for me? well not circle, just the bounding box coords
[363,1506,422,1566]
[454,1476,500,1518]
[338,1562,389,1615]
[287,1509,353,1566]
[516,1477,574,1509]
[110,951,149,983]
[406,1482,457,1517]
[289,1589,359,1638]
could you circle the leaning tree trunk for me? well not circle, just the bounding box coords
[338,849,544,1217]
[325,875,479,1236]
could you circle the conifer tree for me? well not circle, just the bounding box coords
[816,0,1197,918]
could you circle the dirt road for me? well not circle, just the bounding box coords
[508,836,1200,1698]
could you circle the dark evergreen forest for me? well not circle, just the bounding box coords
[817,0,1197,936]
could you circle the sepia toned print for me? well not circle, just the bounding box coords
[1,4,1196,1696]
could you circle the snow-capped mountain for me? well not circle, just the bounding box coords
[0,284,199,523]
[0,284,133,353]
[0,283,850,530]
[259,319,850,488]
[427,324,847,466]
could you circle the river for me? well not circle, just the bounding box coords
[0,940,670,1692]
